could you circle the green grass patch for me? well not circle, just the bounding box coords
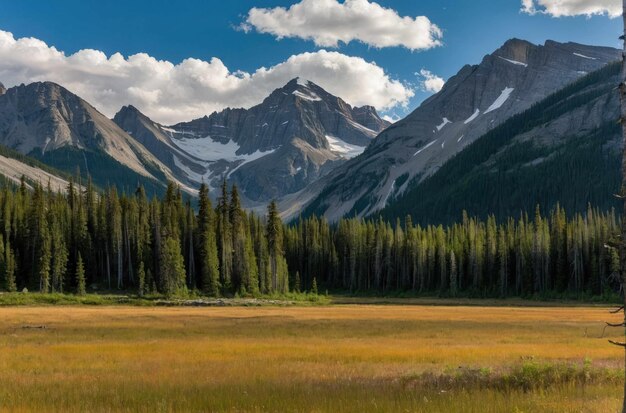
[0,291,329,307]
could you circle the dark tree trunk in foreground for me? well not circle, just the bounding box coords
[619,0,626,413]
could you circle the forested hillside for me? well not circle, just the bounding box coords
[0,179,619,299]
[381,62,621,224]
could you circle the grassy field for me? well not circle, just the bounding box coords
[0,303,624,412]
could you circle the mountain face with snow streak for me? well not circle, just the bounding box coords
[298,39,620,222]
[112,104,209,189]
[159,78,389,203]
[382,61,621,223]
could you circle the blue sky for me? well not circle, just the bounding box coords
[0,0,620,123]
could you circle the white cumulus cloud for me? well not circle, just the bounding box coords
[521,0,620,17]
[242,0,443,51]
[0,29,414,125]
[417,69,445,93]
[382,114,401,124]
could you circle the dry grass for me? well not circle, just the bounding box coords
[0,304,623,412]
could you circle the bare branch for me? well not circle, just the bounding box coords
[611,306,625,314]
[606,321,626,327]
[609,340,626,347]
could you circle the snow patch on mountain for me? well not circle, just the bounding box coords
[573,52,596,60]
[383,179,396,206]
[498,56,528,67]
[485,87,514,114]
[436,117,451,131]
[326,135,366,159]
[296,77,311,87]
[172,135,276,166]
[414,140,437,156]
[464,109,480,124]
[173,155,209,183]
[171,136,243,162]
[293,90,322,101]
[345,118,378,137]
[227,148,278,178]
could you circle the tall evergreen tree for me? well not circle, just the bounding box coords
[4,239,16,292]
[76,253,86,296]
[160,237,186,297]
[197,183,220,296]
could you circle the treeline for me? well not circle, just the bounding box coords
[0,178,621,298]
[285,206,620,297]
[0,178,288,296]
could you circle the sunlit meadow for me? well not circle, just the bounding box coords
[0,303,623,412]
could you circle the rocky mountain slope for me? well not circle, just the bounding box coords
[0,81,188,195]
[0,143,75,192]
[112,104,207,189]
[381,62,621,223]
[300,39,620,221]
[161,78,389,203]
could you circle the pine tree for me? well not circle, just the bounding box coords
[75,253,86,296]
[449,250,457,297]
[217,180,232,291]
[50,210,68,293]
[294,271,301,293]
[4,240,16,292]
[138,261,146,297]
[498,227,509,297]
[230,185,246,292]
[39,226,51,293]
[266,200,284,293]
[197,183,220,296]
[160,237,187,297]
[311,277,318,295]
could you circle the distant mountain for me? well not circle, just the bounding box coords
[381,62,621,224]
[0,81,187,195]
[300,39,620,221]
[113,104,207,189]
[161,78,390,203]
[0,78,388,201]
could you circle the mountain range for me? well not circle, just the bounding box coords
[0,76,388,203]
[0,38,621,224]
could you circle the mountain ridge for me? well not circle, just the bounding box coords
[380,61,621,223]
[151,77,390,203]
[297,38,620,222]
[0,81,192,196]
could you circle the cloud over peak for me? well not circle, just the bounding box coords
[242,0,443,51]
[0,30,414,125]
[521,0,620,18]
[418,69,445,94]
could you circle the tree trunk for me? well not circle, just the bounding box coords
[619,0,626,413]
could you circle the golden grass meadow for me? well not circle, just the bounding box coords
[0,302,624,412]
